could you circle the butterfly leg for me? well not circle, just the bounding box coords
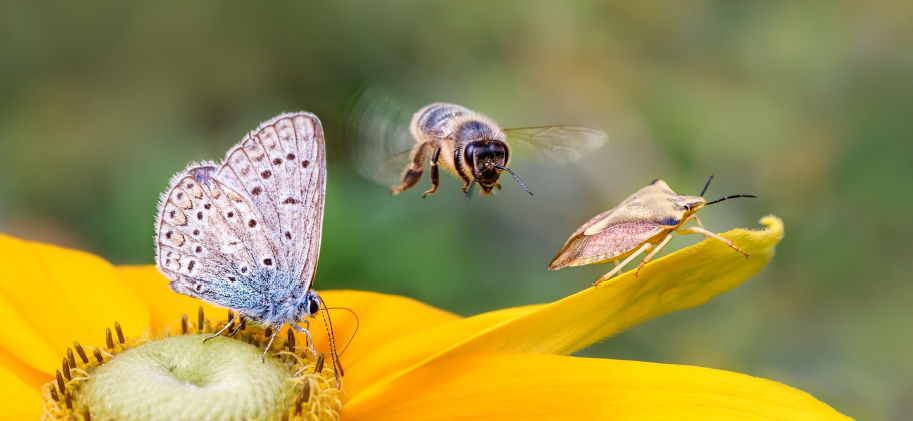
[261,324,284,362]
[422,146,442,198]
[391,142,432,195]
[291,321,318,360]
[227,315,246,337]
[635,233,674,277]
[203,311,243,343]
[593,243,653,287]
[679,226,749,258]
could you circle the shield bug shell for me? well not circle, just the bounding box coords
[548,176,756,286]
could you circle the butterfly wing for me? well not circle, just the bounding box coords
[504,125,607,165]
[216,113,326,291]
[155,112,326,310]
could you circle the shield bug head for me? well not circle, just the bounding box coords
[549,176,756,286]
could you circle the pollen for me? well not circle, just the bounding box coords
[40,308,342,421]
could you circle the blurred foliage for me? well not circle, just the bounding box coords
[1,1,911,419]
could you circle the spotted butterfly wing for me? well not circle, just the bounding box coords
[155,112,326,317]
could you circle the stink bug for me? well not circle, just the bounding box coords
[548,176,756,286]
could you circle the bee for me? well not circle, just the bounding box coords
[548,176,757,286]
[345,93,607,198]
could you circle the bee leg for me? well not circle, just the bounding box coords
[593,243,652,287]
[495,182,502,190]
[422,146,442,198]
[390,143,432,195]
[634,233,674,277]
[678,226,749,258]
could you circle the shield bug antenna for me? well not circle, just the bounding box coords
[699,174,757,206]
[549,178,757,287]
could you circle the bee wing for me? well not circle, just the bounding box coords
[504,125,607,165]
[342,87,421,187]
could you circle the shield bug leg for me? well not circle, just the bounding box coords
[634,233,675,277]
[692,215,711,239]
[678,226,749,258]
[391,142,432,195]
[594,243,653,287]
[422,146,442,198]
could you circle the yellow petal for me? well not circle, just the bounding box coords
[298,289,461,368]
[116,265,224,331]
[0,345,48,390]
[0,364,43,420]
[348,216,783,404]
[0,235,149,375]
[343,304,540,395]
[343,351,848,421]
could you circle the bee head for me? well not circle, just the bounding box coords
[464,140,509,192]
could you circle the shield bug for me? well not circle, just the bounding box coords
[548,176,756,286]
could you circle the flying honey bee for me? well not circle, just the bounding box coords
[345,92,608,198]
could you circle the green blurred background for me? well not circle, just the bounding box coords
[1,1,909,418]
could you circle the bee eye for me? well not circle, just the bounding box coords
[463,143,478,168]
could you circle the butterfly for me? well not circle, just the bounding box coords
[154,112,342,384]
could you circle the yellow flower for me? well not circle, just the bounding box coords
[0,216,849,420]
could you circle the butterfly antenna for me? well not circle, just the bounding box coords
[317,295,344,388]
[705,194,758,206]
[700,174,714,197]
[493,165,533,196]
[323,307,360,355]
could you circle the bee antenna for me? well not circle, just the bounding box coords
[699,174,715,197]
[705,194,757,206]
[316,295,344,388]
[493,165,533,196]
[321,306,360,355]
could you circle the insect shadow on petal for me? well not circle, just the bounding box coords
[548,176,757,287]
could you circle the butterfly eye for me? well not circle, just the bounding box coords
[307,293,321,315]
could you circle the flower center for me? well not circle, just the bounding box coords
[41,310,343,421]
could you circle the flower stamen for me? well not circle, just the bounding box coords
[41,308,343,421]
[74,341,89,364]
